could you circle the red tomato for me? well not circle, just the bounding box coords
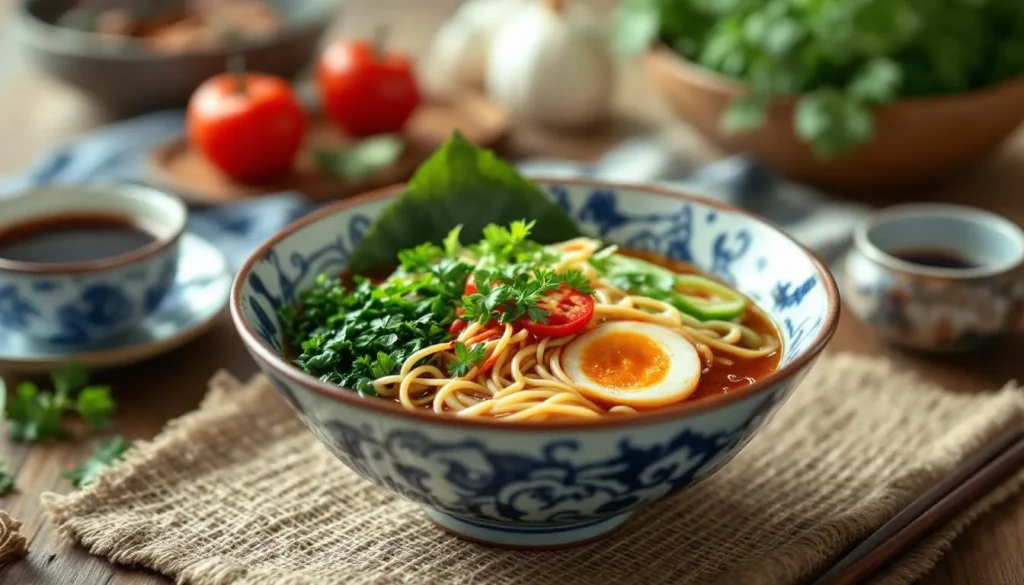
[521,286,595,338]
[448,308,468,336]
[317,37,421,137]
[464,274,478,296]
[187,73,307,183]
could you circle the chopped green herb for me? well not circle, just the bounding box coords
[284,260,472,395]
[51,362,89,398]
[63,436,131,488]
[7,381,69,442]
[0,462,14,497]
[2,363,118,443]
[448,342,487,377]
[75,386,116,431]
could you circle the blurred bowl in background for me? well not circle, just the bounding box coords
[645,45,1024,191]
[15,0,335,115]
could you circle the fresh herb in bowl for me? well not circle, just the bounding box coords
[614,0,1024,157]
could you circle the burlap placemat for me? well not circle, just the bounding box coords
[41,354,1024,585]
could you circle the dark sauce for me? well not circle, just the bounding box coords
[0,213,157,264]
[890,247,977,270]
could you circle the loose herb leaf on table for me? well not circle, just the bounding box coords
[0,462,14,496]
[63,435,131,488]
[2,363,117,442]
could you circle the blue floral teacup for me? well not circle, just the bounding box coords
[231,179,840,548]
[845,204,1024,352]
[0,184,187,345]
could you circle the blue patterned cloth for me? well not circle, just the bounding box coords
[0,110,868,269]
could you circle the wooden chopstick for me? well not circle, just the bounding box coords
[811,427,1024,585]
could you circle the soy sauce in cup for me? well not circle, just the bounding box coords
[890,247,978,270]
[0,213,158,265]
[0,183,188,345]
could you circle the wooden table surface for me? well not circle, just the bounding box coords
[1,2,1023,584]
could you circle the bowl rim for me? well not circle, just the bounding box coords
[0,182,187,275]
[15,0,335,61]
[647,43,1024,108]
[229,177,841,431]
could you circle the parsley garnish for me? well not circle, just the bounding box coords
[284,260,473,395]
[2,363,117,443]
[461,267,593,326]
[0,462,14,496]
[472,220,558,267]
[62,435,130,488]
[448,342,487,377]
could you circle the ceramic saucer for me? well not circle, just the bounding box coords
[0,234,231,373]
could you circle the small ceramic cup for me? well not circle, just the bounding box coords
[0,184,187,345]
[844,204,1024,352]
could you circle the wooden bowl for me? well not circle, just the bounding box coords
[645,45,1024,190]
[15,0,333,115]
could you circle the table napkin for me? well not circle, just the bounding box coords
[0,111,869,268]
[41,354,1024,585]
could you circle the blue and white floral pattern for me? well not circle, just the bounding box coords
[0,244,181,346]
[1,234,231,367]
[236,181,832,541]
[845,248,1022,351]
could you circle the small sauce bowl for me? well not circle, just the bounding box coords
[0,184,187,346]
[844,204,1024,352]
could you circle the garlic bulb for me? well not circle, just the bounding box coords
[486,0,615,129]
[422,0,529,98]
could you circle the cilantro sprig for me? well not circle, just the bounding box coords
[3,363,116,443]
[62,435,131,488]
[461,267,593,326]
[0,364,124,494]
[0,462,14,496]
[448,342,488,377]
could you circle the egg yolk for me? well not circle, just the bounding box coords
[579,332,669,390]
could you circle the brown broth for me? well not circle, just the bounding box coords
[292,250,783,416]
[619,250,782,402]
[0,213,157,264]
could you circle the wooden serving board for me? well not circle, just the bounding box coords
[146,93,510,204]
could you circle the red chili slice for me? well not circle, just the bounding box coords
[467,326,502,345]
[521,286,595,338]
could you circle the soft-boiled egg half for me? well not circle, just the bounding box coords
[561,321,702,408]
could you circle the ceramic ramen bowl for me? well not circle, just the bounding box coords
[0,183,187,345]
[231,179,839,547]
[845,204,1024,352]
